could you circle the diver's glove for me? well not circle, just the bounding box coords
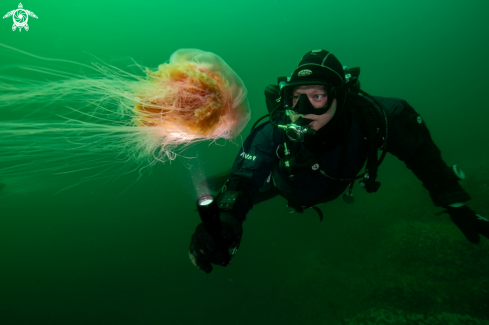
[189,212,243,274]
[444,205,489,243]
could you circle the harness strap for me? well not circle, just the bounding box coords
[347,93,385,192]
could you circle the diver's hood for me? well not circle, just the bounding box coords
[269,50,353,147]
[280,50,348,134]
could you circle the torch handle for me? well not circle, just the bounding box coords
[197,196,231,266]
[200,209,222,238]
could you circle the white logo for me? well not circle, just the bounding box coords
[311,163,319,171]
[3,3,38,32]
[240,151,256,161]
[298,69,312,77]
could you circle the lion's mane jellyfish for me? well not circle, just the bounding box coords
[135,49,249,141]
[0,45,250,190]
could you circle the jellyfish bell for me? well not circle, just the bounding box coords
[0,44,250,193]
[134,49,249,142]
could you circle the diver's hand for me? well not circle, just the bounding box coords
[444,205,489,243]
[189,212,242,274]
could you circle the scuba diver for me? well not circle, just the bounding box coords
[189,49,489,274]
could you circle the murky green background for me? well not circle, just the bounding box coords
[1,0,489,324]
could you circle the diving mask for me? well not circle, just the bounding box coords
[286,93,332,118]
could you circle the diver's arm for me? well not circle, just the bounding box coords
[221,174,259,223]
[386,99,469,206]
[189,123,278,273]
[401,140,470,206]
[386,99,488,243]
[221,121,279,222]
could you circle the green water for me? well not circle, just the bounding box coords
[1,0,489,324]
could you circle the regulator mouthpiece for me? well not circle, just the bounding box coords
[280,123,316,142]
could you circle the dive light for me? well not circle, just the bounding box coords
[196,194,231,266]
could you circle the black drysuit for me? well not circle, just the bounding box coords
[225,95,470,222]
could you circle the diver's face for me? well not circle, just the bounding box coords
[289,85,336,131]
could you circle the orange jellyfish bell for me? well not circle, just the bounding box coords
[134,49,250,145]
